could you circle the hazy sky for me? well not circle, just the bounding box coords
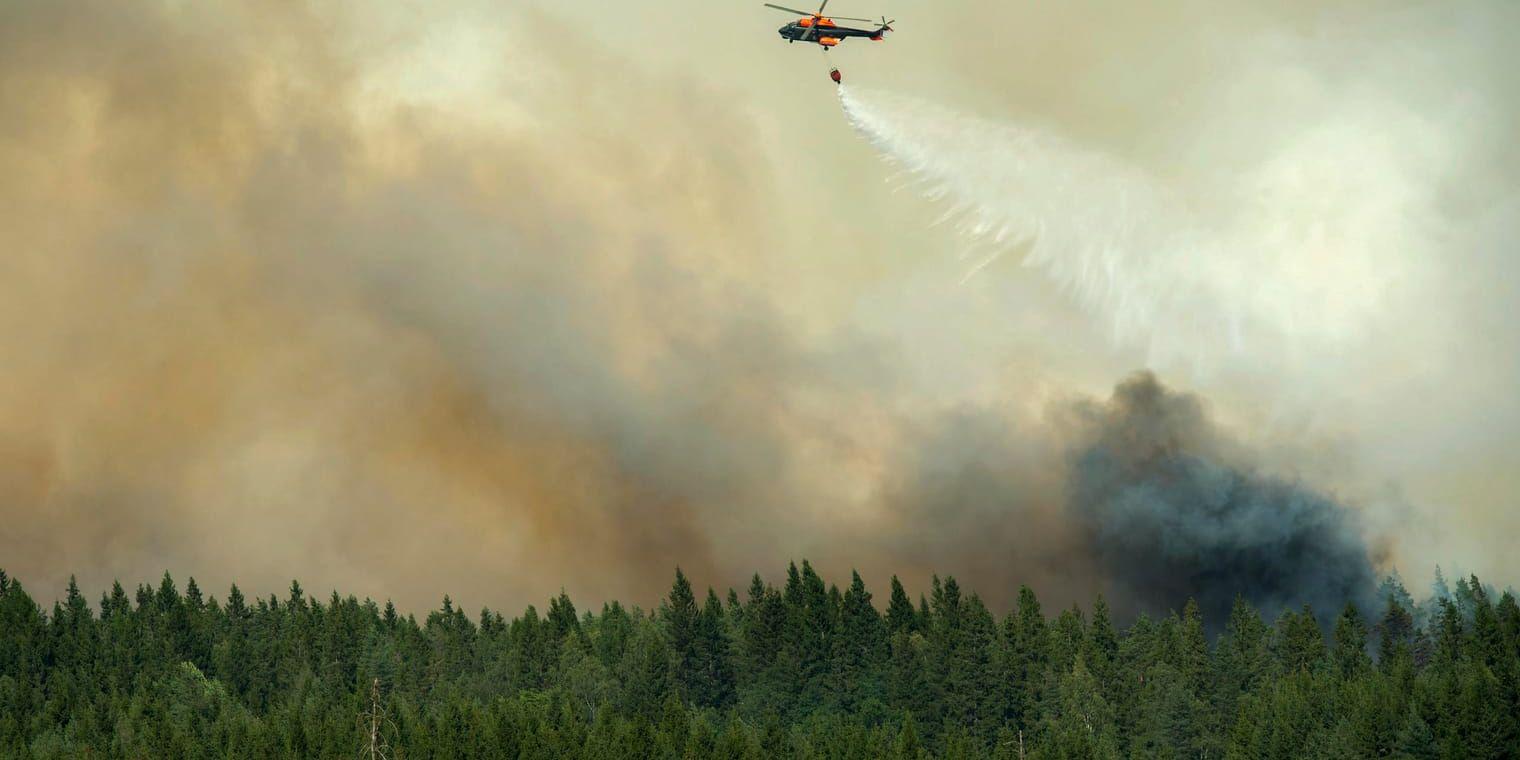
[1,0,1515,616]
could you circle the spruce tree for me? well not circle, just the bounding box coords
[1496,592,1520,654]
[1332,602,1371,679]
[1179,598,1209,697]
[888,631,933,731]
[835,570,886,711]
[547,590,581,642]
[894,711,927,760]
[796,560,836,712]
[1434,598,1465,668]
[1378,597,1415,669]
[662,567,700,701]
[693,588,737,709]
[1275,606,1326,674]
[887,575,918,636]
[1006,585,1050,737]
[1085,594,1118,689]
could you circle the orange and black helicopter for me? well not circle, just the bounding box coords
[765,0,894,83]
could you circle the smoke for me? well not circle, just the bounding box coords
[836,78,1393,618]
[1064,372,1377,622]
[833,0,1520,586]
[872,372,1378,622]
[0,0,1498,620]
[0,0,855,611]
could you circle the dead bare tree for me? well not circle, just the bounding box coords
[356,677,398,760]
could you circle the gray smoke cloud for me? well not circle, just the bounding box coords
[874,372,1379,621]
[1064,372,1377,622]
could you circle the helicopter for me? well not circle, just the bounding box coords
[765,1,893,82]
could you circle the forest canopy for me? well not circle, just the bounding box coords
[1,564,1517,758]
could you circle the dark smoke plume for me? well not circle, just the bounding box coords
[1066,372,1378,623]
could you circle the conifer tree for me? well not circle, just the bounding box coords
[1006,585,1051,737]
[836,570,886,711]
[1332,602,1371,679]
[547,589,581,642]
[894,711,927,760]
[693,588,737,709]
[1178,598,1209,697]
[1378,597,1415,669]
[955,594,1002,741]
[662,567,701,701]
[1045,655,1120,759]
[887,575,918,636]
[889,630,933,731]
[1276,606,1326,674]
[796,560,837,711]
[596,600,633,669]
[1434,598,1465,668]
[1085,594,1118,688]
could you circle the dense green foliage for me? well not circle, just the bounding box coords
[1,564,1517,758]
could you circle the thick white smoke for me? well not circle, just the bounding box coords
[838,85,1431,373]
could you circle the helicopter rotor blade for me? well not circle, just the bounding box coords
[829,15,876,22]
[816,0,829,17]
[763,3,815,15]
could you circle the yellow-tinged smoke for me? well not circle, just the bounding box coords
[1,0,1515,615]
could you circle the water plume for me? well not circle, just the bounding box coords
[838,84,1421,371]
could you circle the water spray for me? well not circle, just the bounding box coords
[835,86,1415,370]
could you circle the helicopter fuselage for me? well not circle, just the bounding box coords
[777,19,885,46]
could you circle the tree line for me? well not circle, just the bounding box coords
[1,563,1517,758]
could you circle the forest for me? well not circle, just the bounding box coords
[1,563,1517,759]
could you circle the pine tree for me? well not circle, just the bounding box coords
[1495,592,1520,655]
[1085,595,1118,689]
[547,590,581,643]
[1454,660,1516,758]
[888,631,933,731]
[1379,571,1416,611]
[1050,605,1086,677]
[693,588,737,709]
[595,600,633,668]
[621,626,673,722]
[1045,655,1120,759]
[1343,671,1403,758]
[1006,585,1051,737]
[1393,700,1438,760]
[887,576,918,636]
[1275,606,1326,674]
[1434,598,1465,668]
[835,570,886,712]
[922,574,961,731]
[1466,578,1504,665]
[1455,576,1480,623]
[1179,598,1209,697]
[796,560,837,712]
[944,593,999,740]
[739,575,793,718]
[1378,597,1415,669]
[1332,603,1371,679]
[713,714,759,759]
[663,567,700,702]
[894,712,927,760]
